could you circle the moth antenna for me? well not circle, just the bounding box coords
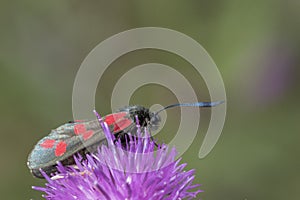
[154,100,224,116]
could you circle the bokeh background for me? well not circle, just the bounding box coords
[1,1,299,199]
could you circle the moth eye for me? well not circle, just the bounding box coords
[68,121,75,123]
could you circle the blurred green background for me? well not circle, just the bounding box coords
[1,1,299,199]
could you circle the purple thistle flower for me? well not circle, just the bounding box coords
[33,111,202,199]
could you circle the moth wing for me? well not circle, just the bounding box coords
[27,120,105,170]
[103,112,135,133]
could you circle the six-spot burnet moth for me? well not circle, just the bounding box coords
[27,101,224,178]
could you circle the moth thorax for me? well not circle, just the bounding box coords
[128,105,151,127]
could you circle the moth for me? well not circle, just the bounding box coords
[27,101,223,178]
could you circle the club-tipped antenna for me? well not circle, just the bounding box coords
[154,100,224,116]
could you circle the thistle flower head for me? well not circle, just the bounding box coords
[33,112,202,199]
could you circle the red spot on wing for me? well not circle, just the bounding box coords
[82,130,94,140]
[55,141,67,157]
[114,118,132,132]
[74,123,94,140]
[105,112,127,125]
[74,124,86,135]
[40,139,56,149]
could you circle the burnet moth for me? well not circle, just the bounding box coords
[27,101,224,178]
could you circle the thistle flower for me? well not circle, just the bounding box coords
[33,112,202,199]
